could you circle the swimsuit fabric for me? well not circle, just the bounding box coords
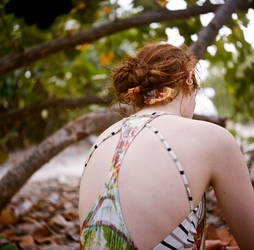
[80,112,206,250]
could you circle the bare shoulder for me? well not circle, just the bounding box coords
[185,118,236,146]
[161,115,233,142]
[189,118,243,169]
[199,119,231,137]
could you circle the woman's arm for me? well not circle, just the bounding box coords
[209,126,254,250]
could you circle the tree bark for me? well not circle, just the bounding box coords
[0,2,253,77]
[0,95,113,125]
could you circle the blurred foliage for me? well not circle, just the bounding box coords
[0,0,253,154]
[202,65,235,119]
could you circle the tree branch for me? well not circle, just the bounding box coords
[1,0,249,125]
[0,95,113,125]
[0,109,122,211]
[0,2,252,76]
[0,2,227,77]
[190,0,247,59]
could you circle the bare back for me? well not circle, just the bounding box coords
[79,114,213,249]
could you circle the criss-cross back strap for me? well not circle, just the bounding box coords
[82,111,195,212]
[145,122,195,212]
[81,112,165,179]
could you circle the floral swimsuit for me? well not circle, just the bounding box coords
[80,112,206,250]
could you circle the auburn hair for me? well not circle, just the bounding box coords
[111,43,199,108]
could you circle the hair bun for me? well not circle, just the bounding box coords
[134,63,150,88]
[112,43,199,108]
[126,58,151,90]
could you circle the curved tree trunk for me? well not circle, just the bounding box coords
[0,109,122,211]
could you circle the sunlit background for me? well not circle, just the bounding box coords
[116,0,254,117]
